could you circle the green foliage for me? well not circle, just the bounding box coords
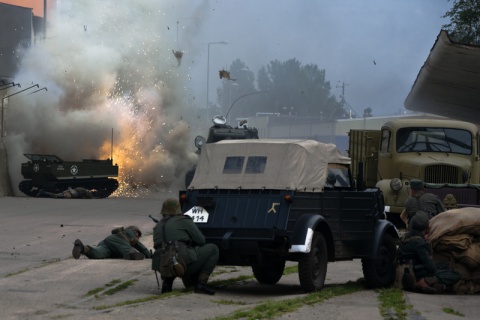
[377,288,411,320]
[212,281,364,320]
[443,0,480,44]
[216,58,344,121]
[443,307,465,317]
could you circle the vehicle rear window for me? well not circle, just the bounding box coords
[223,156,245,174]
[245,156,267,174]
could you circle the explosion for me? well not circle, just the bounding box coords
[4,0,204,196]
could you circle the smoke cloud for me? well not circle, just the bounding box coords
[5,0,205,196]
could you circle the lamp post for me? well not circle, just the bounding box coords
[206,41,227,124]
[2,84,40,137]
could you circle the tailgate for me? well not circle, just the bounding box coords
[183,190,291,239]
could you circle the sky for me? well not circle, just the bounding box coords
[5,0,453,195]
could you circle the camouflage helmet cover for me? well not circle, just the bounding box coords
[161,198,182,216]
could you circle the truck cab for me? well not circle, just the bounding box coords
[349,118,480,226]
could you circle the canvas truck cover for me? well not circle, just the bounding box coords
[188,139,351,191]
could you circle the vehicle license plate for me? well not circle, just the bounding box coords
[184,206,209,223]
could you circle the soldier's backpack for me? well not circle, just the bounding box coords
[151,220,186,279]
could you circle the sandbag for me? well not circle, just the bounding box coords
[429,207,480,244]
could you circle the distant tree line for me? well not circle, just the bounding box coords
[443,0,480,44]
[213,58,350,122]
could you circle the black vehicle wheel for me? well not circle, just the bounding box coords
[184,165,197,188]
[252,258,286,284]
[361,233,397,288]
[298,232,328,292]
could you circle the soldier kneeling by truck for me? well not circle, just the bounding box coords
[397,211,460,294]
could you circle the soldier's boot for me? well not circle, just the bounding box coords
[161,277,175,294]
[123,251,145,260]
[72,239,84,259]
[194,273,215,295]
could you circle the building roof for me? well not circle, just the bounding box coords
[404,30,480,124]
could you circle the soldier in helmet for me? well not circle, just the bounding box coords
[397,211,460,294]
[152,198,219,295]
[72,225,151,260]
[401,179,446,227]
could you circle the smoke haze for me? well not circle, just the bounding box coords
[6,0,204,196]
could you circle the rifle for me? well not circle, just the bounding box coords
[149,215,159,223]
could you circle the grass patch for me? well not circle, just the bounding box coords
[283,265,298,275]
[377,287,411,320]
[212,280,364,320]
[83,279,135,297]
[103,279,137,295]
[93,291,184,310]
[210,275,254,287]
[443,307,464,317]
[214,299,247,306]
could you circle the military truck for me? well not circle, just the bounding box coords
[180,139,399,292]
[19,154,119,198]
[348,118,480,227]
[184,115,259,187]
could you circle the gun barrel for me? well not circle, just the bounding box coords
[148,214,159,223]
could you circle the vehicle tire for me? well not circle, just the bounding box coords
[184,165,197,188]
[298,232,328,292]
[252,258,286,284]
[361,233,397,288]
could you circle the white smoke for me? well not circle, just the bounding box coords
[5,0,208,196]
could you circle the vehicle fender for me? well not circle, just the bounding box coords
[289,214,330,253]
[369,219,399,257]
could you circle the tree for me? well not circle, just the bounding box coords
[217,58,342,121]
[443,0,480,45]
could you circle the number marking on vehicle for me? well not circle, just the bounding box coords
[185,206,210,223]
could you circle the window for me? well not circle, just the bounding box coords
[380,129,391,153]
[245,156,267,174]
[223,156,245,174]
[396,127,472,154]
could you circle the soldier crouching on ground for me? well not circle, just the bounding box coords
[153,198,219,295]
[397,211,460,294]
[72,226,151,260]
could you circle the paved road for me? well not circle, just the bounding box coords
[0,195,478,320]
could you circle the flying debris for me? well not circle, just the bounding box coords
[172,50,183,66]
[84,25,87,32]
[373,60,376,65]
[219,69,236,81]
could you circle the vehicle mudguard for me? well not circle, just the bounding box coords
[289,214,331,253]
[369,219,399,257]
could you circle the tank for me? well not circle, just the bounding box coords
[19,154,119,198]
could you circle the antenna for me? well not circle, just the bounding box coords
[111,128,113,162]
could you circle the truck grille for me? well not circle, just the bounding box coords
[424,165,459,184]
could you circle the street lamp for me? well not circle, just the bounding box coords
[1,84,41,137]
[206,41,227,124]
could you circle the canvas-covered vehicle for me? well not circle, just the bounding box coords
[180,139,399,292]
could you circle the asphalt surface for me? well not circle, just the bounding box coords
[0,194,479,320]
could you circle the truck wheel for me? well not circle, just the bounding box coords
[298,232,328,292]
[184,165,196,188]
[361,233,396,288]
[252,258,286,284]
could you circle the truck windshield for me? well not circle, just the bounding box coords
[396,127,472,155]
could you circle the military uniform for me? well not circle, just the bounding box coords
[72,226,151,260]
[397,211,460,292]
[404,180,446,224]
[38,187,97,199]
[152,198,219,295]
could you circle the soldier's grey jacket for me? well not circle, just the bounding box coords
[153,215,205,264]
[404,191,446,223]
